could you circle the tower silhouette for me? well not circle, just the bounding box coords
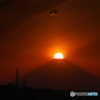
[15,68,19,87]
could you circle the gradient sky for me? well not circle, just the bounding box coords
[0,0,100,83]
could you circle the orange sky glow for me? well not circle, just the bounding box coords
[0,0,100,84]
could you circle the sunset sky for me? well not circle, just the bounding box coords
[0,0,100,84]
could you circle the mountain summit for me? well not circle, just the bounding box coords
[22,59,100,91]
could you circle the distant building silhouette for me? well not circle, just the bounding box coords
[22,80,27,87]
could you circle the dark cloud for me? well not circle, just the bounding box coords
[49,9,59,16]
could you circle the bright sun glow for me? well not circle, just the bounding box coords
[54,53,64,59]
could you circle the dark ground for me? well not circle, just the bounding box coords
[0,83,99,100]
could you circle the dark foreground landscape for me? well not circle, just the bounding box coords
[0,84,99,100]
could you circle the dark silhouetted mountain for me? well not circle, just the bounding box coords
[21,59,100,91]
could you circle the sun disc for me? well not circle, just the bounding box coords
[54,53,64,59]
